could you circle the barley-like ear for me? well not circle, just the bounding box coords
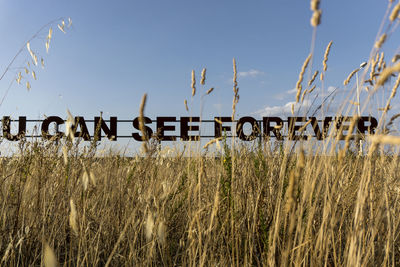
[323,41,333,72]
[32,71,37,80]
[206,87,214,95]
[26,81,31,91]
[377,52,385,72]
[390,3,400,21]
[200,68,206,85]
[310,0,320,11]
[375,34,387,49]
[308,70,319,86]
[291,103,295,115]
[184,99,189,111]
[311,10,322,27]
[191,70,196,97]
[368,134,400,156]
[145,212,154,241]
[343,68,359,85]
[203,137,223,149]
[214,118,222,125]
[43,242,59,267]
[65,110,75,140]
[232,58,239,120]
[296,54,312,102]
[89,171,96,186]
[376,62,400,87]
[82,170,89,191]
[69,199,78,235]
[392,54,400,63]
[308,84,316,93]
[41,58,45,68]
[139,93,148,153]
[157,220,167,245]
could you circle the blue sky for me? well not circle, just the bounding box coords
[0,0,398,148]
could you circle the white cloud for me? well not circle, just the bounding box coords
[238,69,264,78]
[255,100,312,117]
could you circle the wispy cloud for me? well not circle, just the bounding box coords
[255,100,312,117]
[238,69,264,78]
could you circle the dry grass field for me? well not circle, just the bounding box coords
[3,0,400,266]
[1,140,400,266]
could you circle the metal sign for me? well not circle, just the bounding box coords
[1,115,378,141]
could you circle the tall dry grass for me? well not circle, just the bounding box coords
[1,140,400,266]
[3,1,400,266]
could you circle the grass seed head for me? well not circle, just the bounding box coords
[145,212,154,241]
[200,68,206,85]
[311,10,322,27]
[323,41,333,71]
[69,199,78,235]
[191,70,196,97]
[390,3,400,21]
[375,34,387,49]
[43,242,59,267]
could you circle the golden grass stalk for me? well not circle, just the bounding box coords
[339,116,359,160]
[206,87,214,95]
[214,118,222,125]
[65,110,75,140]
[200,68,206,85]
[392,54,400,63]
[390,3,400,21]
[139,93,148,153]
[296,54,312,102]
[376,62,400,87]
[311,10,322,27]
[203,137,223,149]
[191,70,196,97]
[383,74,400,112]
[309,84,316,93]
[62,146,68,165]
[82,170,89,191]
[375,33,387,49]
[343,68,359,85]
[322,41,332,72]
[184,99,189,111]
[369,134,400,156]
[157,220,167,245]
[308,70,319,86]
[300,89,308,103]
[310,0,320,11]
[89,171,96,186]
[43,242,59,267]
[232,58,239,120]
[298,119,312,133]
[145,212,154,241]
[69,199,78,235]
[378,52,385,72]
